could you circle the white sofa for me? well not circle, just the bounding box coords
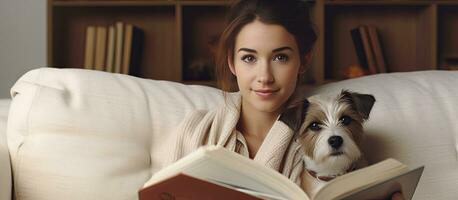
[1,67,457,200]
[0,99,12,200]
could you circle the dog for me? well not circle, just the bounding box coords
[280,90,376,197]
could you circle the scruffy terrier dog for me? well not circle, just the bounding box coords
[280,90,376,197]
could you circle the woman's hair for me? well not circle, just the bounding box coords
[215,0,318,92]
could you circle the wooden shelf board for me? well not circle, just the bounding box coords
[326,0,458,6]
[436,1,458,5]
[438,2,458,6]
[179,1,231,6]
[183,80,217,87]
[53,0,232,7]
[53,1,176,7]
[326,1,430,6]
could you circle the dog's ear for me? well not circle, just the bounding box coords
[279,90,310,132]
[339,90,376,120]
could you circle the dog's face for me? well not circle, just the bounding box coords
[280,90,375,177]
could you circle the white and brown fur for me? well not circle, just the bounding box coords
[280,90,375,197]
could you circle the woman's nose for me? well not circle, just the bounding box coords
[256,61,274,84]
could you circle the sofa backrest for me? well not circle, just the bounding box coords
[7,67,458,200]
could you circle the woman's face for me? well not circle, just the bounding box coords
[230,19,303,115]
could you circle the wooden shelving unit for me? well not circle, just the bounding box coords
[48,0,458,87]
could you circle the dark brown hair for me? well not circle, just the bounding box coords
[216,0,318,92]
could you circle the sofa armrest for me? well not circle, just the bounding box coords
[0,114,12,200]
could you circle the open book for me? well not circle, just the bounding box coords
[138,145,423,200]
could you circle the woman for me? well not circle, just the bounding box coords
[164,0,403,199]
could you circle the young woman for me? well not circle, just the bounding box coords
[164,0,404,199]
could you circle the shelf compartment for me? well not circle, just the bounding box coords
[438,5,458,69]
[181,5,228,81]
[51,5,179,80]
[324,5,436,80]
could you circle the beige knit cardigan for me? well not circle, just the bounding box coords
[163,93,306,186]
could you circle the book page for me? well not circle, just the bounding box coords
[143,146,309,200]
[314,158,409,200]
[182,158,284,197]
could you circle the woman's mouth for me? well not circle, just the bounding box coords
[253,89,279,98]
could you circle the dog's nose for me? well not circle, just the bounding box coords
[328,136,343,149]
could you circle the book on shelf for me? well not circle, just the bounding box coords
[82,21,144,75]
[105,25,116,73]
[122,24,144,76]
[443,56,458,70]
[138,145,424,200]
[94,26,107,71]
[351,25,388,75]
[350,27,369,74]
[359,25,377,74]
[128,25,144,76]
[367,25,387,73]
[122,24,133,75]
[83,26,96,70]
[114,21,124,74]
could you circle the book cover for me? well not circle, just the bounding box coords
[312,158,423,200]
[340,166,423,200]
[139,173,264,200]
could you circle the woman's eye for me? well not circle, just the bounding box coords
[309,122,321,131]
[340,116,352,126]
[273,54,289,62]
[241,55,256,63]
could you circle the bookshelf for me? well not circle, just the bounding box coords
[48,0,458,87]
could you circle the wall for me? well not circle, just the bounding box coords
[0,0,47,98]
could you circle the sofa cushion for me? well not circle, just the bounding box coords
[7,68,223,200]
[7,67,458,200]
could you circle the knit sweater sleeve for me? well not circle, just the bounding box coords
[163,109,212,166]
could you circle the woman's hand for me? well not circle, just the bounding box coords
[390,192,404,200]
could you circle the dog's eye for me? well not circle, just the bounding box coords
[309,122,321,131]
[340,116,352,126]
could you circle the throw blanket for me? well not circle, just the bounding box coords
[164,93,305,185]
